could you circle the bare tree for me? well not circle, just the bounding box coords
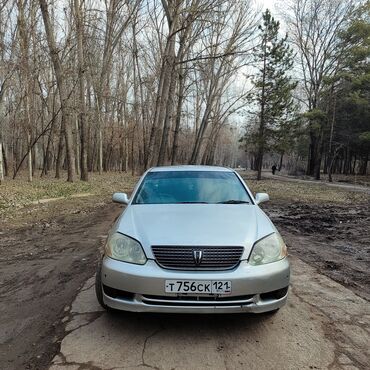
[189,0,258,164]
[284,0,355,179]
[6,0,362,181]
[73,0,88,181]
[39,0,76,182]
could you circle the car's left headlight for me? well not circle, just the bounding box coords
[249,232,287,266]
[105,232,147,265]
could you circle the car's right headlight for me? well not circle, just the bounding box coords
[249,232,287,266]
[105,232,147,265]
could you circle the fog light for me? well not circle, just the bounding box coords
[260,286,289,300]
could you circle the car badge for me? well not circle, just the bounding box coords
[193,250,203,265]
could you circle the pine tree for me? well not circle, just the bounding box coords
[320,1,370,180]
[246,9,297,180]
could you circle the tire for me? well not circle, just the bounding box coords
[95,259,109,310]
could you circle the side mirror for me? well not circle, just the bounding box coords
[255,192,269,205]
[112,192,129,205]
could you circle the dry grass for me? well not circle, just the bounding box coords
[0,171,138,209]
[1,169,368,229]
[240,171,369,205]
[0,171,139,228]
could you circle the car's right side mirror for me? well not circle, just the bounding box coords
[112,192,129,205]
[255,192,269,205]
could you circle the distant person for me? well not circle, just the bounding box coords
[272,165,277,175]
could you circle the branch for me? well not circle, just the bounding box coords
[12,106,62,179]
[177,48,254,65]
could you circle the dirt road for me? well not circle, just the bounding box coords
[262,171,370,194]
[264,200,370,301]
[0,189,369,369]
[0,203,122,370]
[49,257,369,370]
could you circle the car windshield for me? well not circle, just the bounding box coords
[133,171,251,204]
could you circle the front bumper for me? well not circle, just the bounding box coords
[101,256,290,313]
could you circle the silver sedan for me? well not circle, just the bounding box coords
[95,166,290,314]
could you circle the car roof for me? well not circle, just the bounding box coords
[149,165,234,172]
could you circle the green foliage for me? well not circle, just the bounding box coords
[302,109,327,135]
[242,9,298,155]
[302,109,327,122]
[359,131,370,146]
[359,131,370,141]
[323,1,370,163]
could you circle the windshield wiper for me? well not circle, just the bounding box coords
[177,201,209,204]
[217,200,250,204]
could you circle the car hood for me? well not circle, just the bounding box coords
[114,204,276,259]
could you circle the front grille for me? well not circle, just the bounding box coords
[141,294,254,307]
[151,246,244,270]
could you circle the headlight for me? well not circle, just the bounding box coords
[105,233,147,265]
[249,232,287,266]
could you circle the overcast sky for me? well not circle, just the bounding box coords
[256,0,279,11]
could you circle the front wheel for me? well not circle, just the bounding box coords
[95,259,109,310]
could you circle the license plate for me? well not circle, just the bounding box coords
[165,280,232,294]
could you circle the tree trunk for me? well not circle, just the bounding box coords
[352,154,356,174]
[278,152,284,171]
[157,65,177,166]
[323,150,328,174]
[171,71,185,165]
[131,126,135,175]
[18,0,33,182]
[74,0,88,181]
[256,145,264,181]
[256,38,267,181]
[253,25,271,181]
[55,122,64,179]
[359,153,368,175]
[306,133,317,176]
[145,3,177,168]
[2,143,8,177]
[75,119,80,176]
[27,132,32,182]
[189,103,213,164]
[314,130,324,180]
[41,126,53,176]
[132,25,147,171]
[39,0,76,182]
[343,146,350,175]
[0,142,4,183]
[98,117,103,175]
[328,146,342,183]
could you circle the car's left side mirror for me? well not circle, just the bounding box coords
[112,192,129,205]
[255,192,269,205]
